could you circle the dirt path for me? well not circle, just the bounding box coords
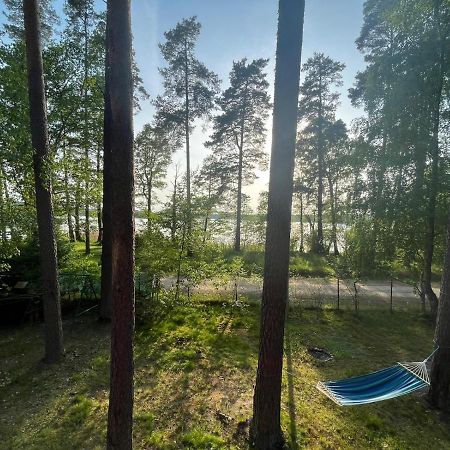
[161,277,440,310]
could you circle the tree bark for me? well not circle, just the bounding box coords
[106,0,135,448]
[183,40,193,256]
[23,0,64,364]
[299,192,304,253]
[422,0,444,319]
[327,174,339,256]
[171,170,178,243]
[74,180,83,241]
[100,3,112,322]
[234,88,247,252]
[0,164,6,242]
[251,1,305,448]
[235,142,243,252]
[63,147,75,242]
[96,145,102,243]
[146,174,152,230]
[83,7,91,256]
[316,90,325,254]
[429,211,450,410]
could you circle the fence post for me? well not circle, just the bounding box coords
[390,279,393,313]
[337,278,340,310]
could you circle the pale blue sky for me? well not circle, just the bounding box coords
[1,0,367,208]
[129,0,367,206]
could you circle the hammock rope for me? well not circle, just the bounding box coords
[316,349,438,406]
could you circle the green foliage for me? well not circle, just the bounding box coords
[60,242,100,278]
[4,237,72,281]
[155,16,220,137]
[135,123,174,215]
[136,226,179,279]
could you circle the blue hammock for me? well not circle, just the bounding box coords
[316,351,436,406]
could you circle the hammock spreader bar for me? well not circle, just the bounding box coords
[317,359,432,406]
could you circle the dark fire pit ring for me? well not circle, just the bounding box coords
[308,347,333,361]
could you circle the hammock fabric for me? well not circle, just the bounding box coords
[317,359,432,406]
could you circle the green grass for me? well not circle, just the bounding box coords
[73,241,102,265]
[1,297,449,449]
[224,248,333,277]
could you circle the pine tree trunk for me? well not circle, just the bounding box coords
[0,164,6,242]
[183,41,192,257]
[23,0,64,364]
[235,143,243,252]
[203,214,209,244]
[169,169,178,243]
[84,10,90,256]
[106,0,135,448]
[429,211,450,410]
[203,174,212,244]
[328,174,339,256]
[315,68,325,255]
[251,1,305,448]
[147,176,152,230]
[63,147,75,242]
[97,204,102,243]
[171,174,177,243]
[299,192,304,252]
[422,0,444,319]
[100,15,112,323]
[316,119,324,254]
[74,181,83,241]
[96,145,102,243]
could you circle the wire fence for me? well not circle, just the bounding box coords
[289,278,428,312]
[64,272,434,314]
[181,277,432,313]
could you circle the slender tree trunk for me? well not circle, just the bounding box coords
[422,0,444,319]
[202,172,212,244]
[235,90,247,252]
[171,168,178,243]
[63,147,75,242]
[429,211,450,410]
[96,145,102,243]
[97,204,103,243]
[106,0,135,448]
[74,181,83,241]
[327,174,339,256]
[235,143,243,252]
[316,109,324,254]
[183,40,192,256]
[251,1,305,448]
[147,175,152,230]
[23,0,64,364]
[299,192,304,253]
[100,10,112,322]
[84,9,91,256]
[0,166,8,241]
[203,214,209,244]
[0,164,6,242]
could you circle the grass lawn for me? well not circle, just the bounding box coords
[1,296,449,449]
[72,241,102,265]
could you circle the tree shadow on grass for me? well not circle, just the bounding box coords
[1,315,111,449]
[285,327,299,450]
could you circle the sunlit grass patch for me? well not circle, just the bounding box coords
[2,296,450,449]
[181,429,228,449]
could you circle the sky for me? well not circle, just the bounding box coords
[128,0,367,209]
[1,0,367,209]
